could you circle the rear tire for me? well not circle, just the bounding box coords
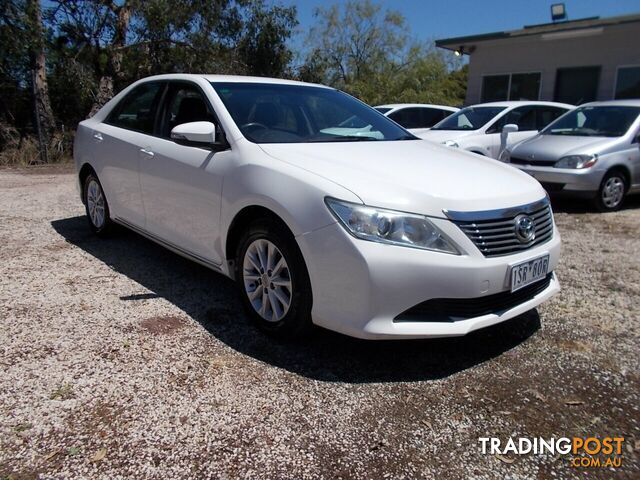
[83,173,113,236]
[235,218,312,339]
[594,169,627,212]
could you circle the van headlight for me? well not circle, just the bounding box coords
[554,154,598,169]
[325,198,461,254]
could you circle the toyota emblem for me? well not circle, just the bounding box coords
[514,214,535,243]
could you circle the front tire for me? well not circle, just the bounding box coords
[83,173,113,236]
[235,219,312,339]
[595,170,627,212]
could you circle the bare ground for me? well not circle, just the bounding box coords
[0,170,638,479]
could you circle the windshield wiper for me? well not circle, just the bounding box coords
[307,135,379,142]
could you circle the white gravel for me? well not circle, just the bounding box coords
[0,167,638,479]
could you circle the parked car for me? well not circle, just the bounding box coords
[505,100,640,211]
[74,74,560,340]
[374,103,458,134]
[418,101,573,159]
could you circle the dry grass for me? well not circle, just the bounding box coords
[0,133,73,166]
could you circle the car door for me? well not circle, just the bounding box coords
[484,106,540,158]
[138,81,230,265]
[96,81,165,227]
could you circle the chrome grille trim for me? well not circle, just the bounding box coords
[447,199,554,257]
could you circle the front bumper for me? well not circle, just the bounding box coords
[513,164,606,194]
[297,218,561,339]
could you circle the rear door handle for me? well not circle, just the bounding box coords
[93,132,103,142]
[139,148,154,157]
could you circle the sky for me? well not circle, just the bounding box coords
[282,0,640,52]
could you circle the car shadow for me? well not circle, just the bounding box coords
[51,216,541,383]
[550,193,640,214]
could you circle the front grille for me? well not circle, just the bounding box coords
[394,274,552,322]
[451,200,554,257]
[510,156,556,167]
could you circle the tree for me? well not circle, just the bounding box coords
[27,0,55,161]
[300,0,466,107]
[237,0,297,77]
[304,0,408,87]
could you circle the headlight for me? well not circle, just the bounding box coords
[554,154,598,169]
[325,198,461,254]
[443,140,459,148]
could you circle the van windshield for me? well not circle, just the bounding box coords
[542,106,640,137]
[430,106,506,131]
[212,82,415,143]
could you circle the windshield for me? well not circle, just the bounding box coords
[431,106,506,131]
[374,107,392,114]
[212,83,415,143]
[542,106,640,137]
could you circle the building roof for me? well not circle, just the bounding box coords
[436,12,640,51]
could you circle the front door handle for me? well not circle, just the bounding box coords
[139,148,154,157]
[93,132,103,142]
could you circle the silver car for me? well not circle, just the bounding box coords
[506,100,640,211]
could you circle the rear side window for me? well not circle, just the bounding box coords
[106,83,164,134]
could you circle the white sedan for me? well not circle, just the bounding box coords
[374,103,459,134]
[74,74,560,339]
[418,101,573,159]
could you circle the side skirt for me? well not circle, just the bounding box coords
[113,217,228,276]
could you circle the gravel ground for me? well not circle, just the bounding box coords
[0,167,638,479]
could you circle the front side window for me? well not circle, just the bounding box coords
[487,106,537,133]
[431,106,506,131]
[615,66,640,100]
[161,83,216,137]
[535,107,567,130]
[106,82,164,134]
[212,83,413,143]
[542,106,640,137]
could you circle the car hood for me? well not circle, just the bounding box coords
[416,129,478,143]
[512,134,619,161]
[259,140,546,218]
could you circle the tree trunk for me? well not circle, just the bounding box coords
[26,0,55,162]
[89,3,131,117]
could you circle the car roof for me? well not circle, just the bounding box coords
[463,101,574,109]
[375,103,459,112]
[577,99,640,108]
[136,73,332,89]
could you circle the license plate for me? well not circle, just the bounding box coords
[510,255,549,292]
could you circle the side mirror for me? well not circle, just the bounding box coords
[499,124,519,160]
[171,121,219,148]
[502,123,519,135]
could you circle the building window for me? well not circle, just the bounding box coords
[481,75,509,102]
[481,73,540,102]
[554,66,600,105]
[509,73,541,101]
[615,66,640,99]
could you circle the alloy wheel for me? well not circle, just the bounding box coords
[86,179,106,228]
[242,239,292,322]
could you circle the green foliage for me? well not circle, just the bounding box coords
[301,0,467,106]
[0,0,468,164]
